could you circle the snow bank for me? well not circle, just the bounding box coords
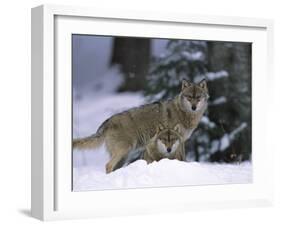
[73,159,252,191]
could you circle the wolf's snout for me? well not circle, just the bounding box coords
[167,147,171,153]
[192,105,197,111]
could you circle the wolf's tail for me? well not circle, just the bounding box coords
[73,133,105,150]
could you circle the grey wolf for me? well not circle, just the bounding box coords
[142,124,185,163]
[73,79,209,173]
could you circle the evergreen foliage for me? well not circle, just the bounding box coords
[144,40,252,162]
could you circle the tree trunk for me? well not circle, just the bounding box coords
[111,37,151,91]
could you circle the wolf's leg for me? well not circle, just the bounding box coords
[175,145,186,161]
[142,150,153,164]
[106,154,127,173]
[175,151,184,161]
[105,141,133,173]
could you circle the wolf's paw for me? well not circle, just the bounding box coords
[105,163,113,174]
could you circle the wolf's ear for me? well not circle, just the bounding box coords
[182,79,192,90]
[158,123,165,132]
[174,124,181,133]
[198,79,207,90]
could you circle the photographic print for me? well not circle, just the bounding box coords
[72,35,252,191]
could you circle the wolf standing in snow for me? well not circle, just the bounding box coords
[73,79,209,173]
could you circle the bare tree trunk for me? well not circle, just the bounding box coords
[111,37,151,91]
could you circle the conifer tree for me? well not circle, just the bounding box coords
[144,40,251,162]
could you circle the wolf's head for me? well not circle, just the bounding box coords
[156,124,183,155]
[179,79,209,113]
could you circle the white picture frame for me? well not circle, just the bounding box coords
[31,4,274,221]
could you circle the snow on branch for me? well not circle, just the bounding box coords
[209,96,227,106]
[181,51,205,61]
[210,122,247,153]
[229,122,247,141]
[205,70,228,81]
[220,122,247,151]
[200,116,216,128]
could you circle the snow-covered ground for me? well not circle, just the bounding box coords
[73,158,252,191]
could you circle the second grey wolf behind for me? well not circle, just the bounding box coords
[143,124,185,163]
[73,79,209,173]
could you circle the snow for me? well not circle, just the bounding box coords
[181,51,205,61]
[211,96,227,105]
[157,50,205,66]
[73,159,252,191]
[229,122,247,140]
[201,116,216,128]
[205,70,229,81]
[220,134,230,151]
[210,140,220,154]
